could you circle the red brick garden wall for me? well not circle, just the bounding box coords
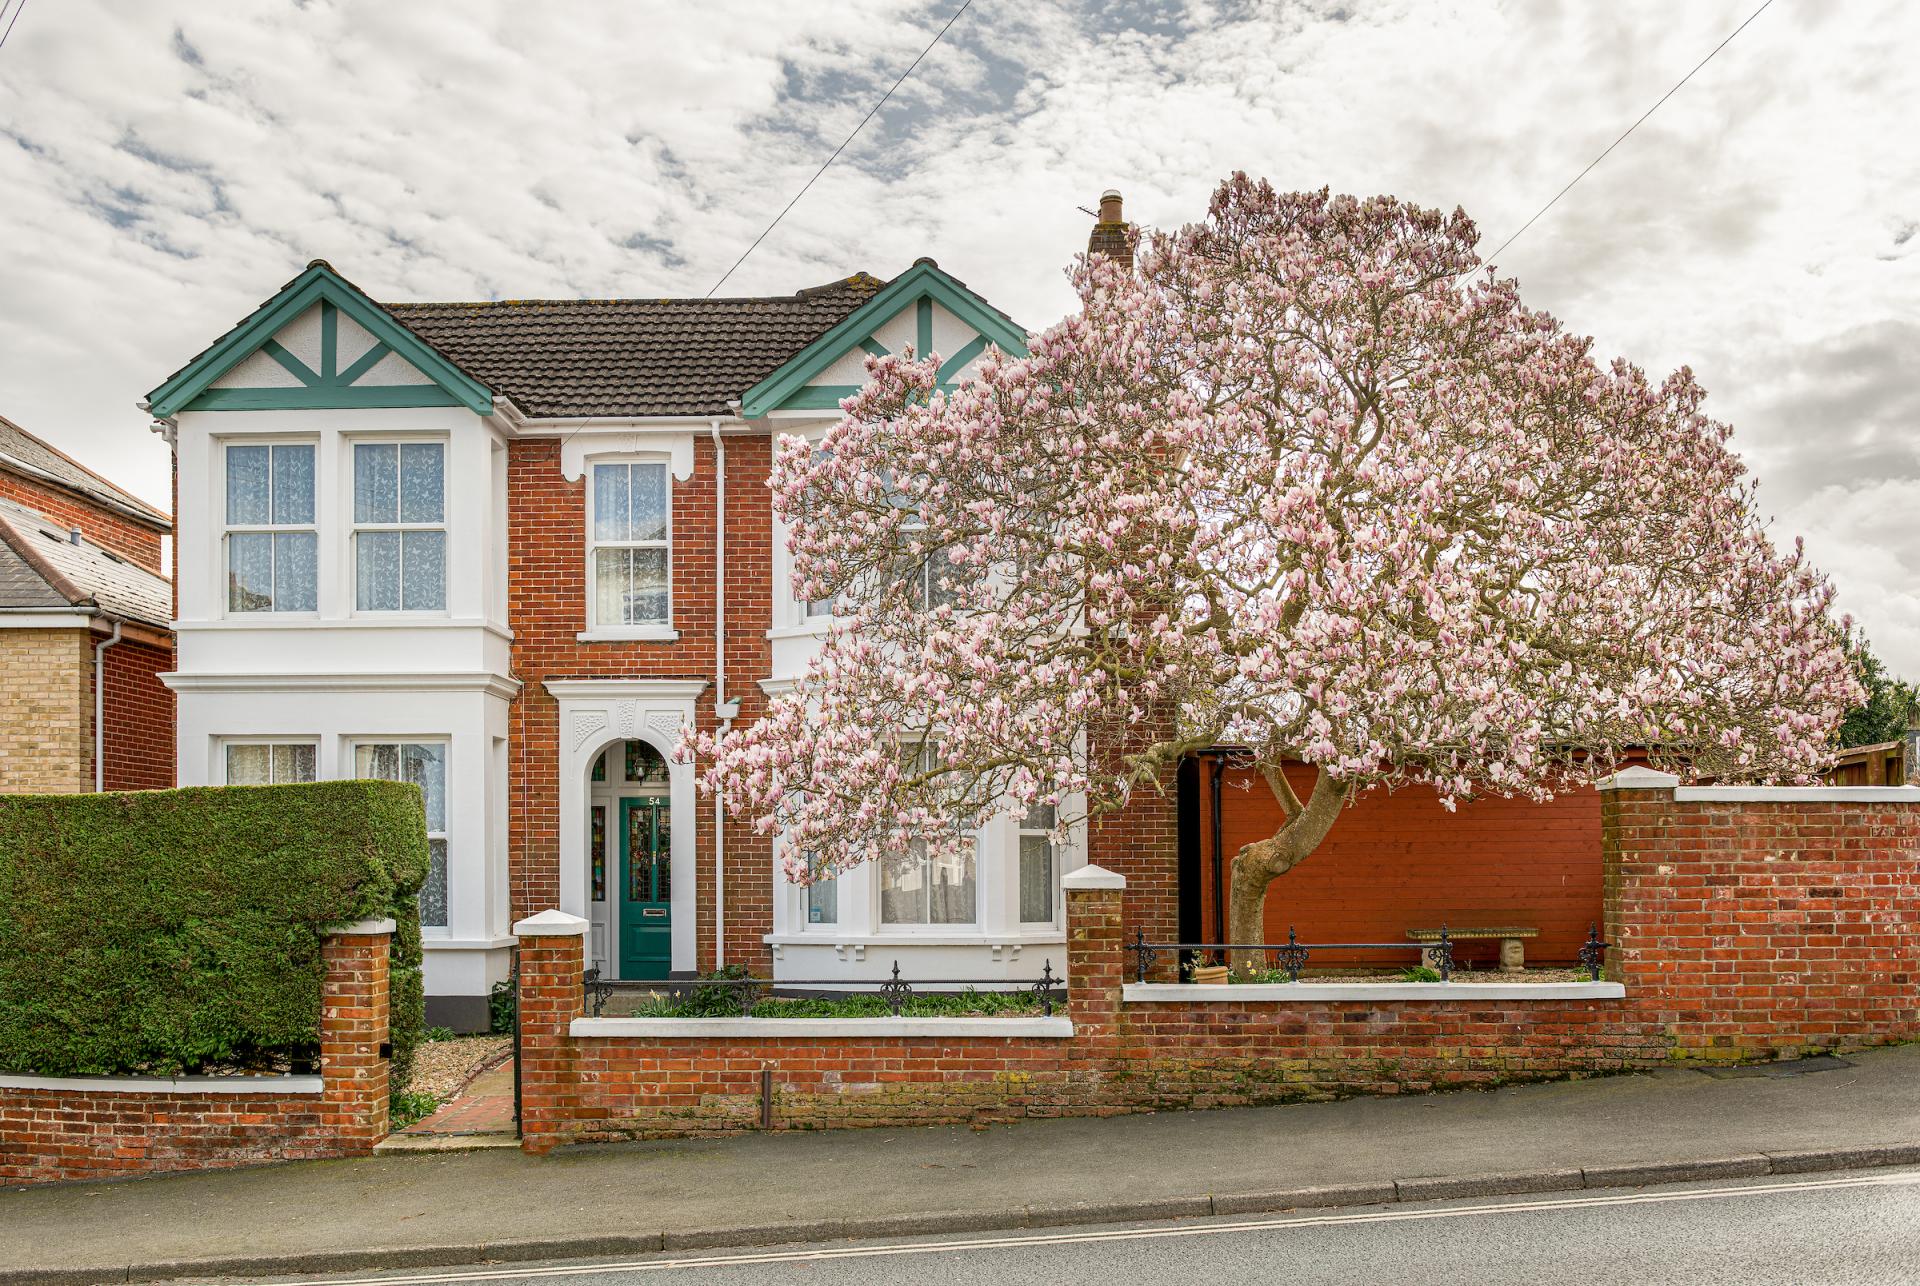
[0,926,392,1186]
[517,779,1920,1148]
[1195,759,1604,967]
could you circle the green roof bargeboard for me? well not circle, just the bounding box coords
[739,259,1029,419]
[145,261,495,419]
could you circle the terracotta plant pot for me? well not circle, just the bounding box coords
[1190,964,1231,986]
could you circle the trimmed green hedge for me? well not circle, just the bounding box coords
[0,781,427,1091]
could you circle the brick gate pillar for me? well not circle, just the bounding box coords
[321,917,395,1151]
[1064,865,1127,1047]
[513,909,589,1154]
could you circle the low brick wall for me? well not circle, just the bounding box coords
[514,777,1920,1149]
[0,924,393,1186]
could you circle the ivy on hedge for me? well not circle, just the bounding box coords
[0,780,428,1093]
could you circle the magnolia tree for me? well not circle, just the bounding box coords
[689,175,1860,951]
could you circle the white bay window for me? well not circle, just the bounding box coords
[223,741,317,785]
[355,741,449,929]
[353,441,447,612]
[224,442,316,613]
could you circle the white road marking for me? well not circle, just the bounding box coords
[303,1168,1920,1284]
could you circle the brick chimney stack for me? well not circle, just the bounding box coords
[1087,188,1132,270]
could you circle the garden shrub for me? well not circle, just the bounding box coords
[0,781,428,1093]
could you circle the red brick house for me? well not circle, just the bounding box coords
[149,200,1145,1026]
[0,414,174,794]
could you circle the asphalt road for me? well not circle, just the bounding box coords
[278,1167,1920,1286]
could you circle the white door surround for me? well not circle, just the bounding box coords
[544,679,707,975]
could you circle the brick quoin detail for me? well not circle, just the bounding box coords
[515,789,1920,1146]
[0,928,392,1186]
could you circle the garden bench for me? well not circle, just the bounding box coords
[1407,926,1538,973]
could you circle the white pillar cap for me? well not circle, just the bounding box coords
[327,917,397,936]
[513,908,592,937]
[1061,864,1127,891]
[1596,766,1682,791]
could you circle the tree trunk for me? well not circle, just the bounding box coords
[1227,770,1350,974]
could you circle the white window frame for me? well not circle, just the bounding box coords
[581,455,677,641]
[349,737,452,934]
[220,437,319,617]
[1015,802,1061,927]
[219,738,319,785]
[348,436,449,617]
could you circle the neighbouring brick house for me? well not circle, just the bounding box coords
[0,414,174,794]
[149,200,1165,1028]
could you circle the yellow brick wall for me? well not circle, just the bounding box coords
[0,628,94,793]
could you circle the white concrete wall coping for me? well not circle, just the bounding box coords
[1061,864,1126,891]
[571,1016,1075,1039]
[328,917,396,936]
[0,1073,325,1095]
[1122,981,1626,1003]
[1595,766,1681,790]
[1674,786,1920,803]
[514,909,591,937]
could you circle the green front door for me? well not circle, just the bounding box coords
[618,796,671,980]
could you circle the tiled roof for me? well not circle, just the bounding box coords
[0,414,170,528]
[382,274,887,418]
[0,499,171,628]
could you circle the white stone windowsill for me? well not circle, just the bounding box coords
[1122,982,1626,1003]
[577,627,681,643]
[0,1073,325,1095]
[763,932,1066,948]
[572,1016,1074,1039]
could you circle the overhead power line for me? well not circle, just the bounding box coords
[1482,0,1776,265]
[705,0,974,297]
[0,0,29,55]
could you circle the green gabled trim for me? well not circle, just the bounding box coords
[936,335,990,384]
[336,341,393,386]
[319,301,338,384]
[859,337,889,357]
[147,261,494,417]
[188,386,464,411]
[778,386,865,411]
[260,340,321,387]
[740,260,1028,418]
[916,297,933,356]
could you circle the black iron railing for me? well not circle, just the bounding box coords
[582,960,1060,1019]
[1134,923,1611,983]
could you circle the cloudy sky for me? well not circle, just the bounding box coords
[1,0,1915,669]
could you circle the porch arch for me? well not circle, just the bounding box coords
[544,679,707,976]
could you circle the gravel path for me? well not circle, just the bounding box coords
[405,1035,511,1102]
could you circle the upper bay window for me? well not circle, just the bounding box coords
[590,461,670,630]
[225,442,316,613]
[353,441,447,612]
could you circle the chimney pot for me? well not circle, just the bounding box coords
[1087,188,1134,271]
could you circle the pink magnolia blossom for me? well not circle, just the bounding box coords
[686,176,1861,945]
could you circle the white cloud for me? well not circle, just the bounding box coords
[1,0,1915,669]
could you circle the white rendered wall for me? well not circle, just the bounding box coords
[169,403,519,1000]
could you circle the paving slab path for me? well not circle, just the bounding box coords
[3,1044,1917,1284]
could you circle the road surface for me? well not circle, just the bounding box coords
[281,1166,1920,1285]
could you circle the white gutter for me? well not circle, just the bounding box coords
[93,619,123,791]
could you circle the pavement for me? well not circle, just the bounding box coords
[2,1044,1917,1285]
